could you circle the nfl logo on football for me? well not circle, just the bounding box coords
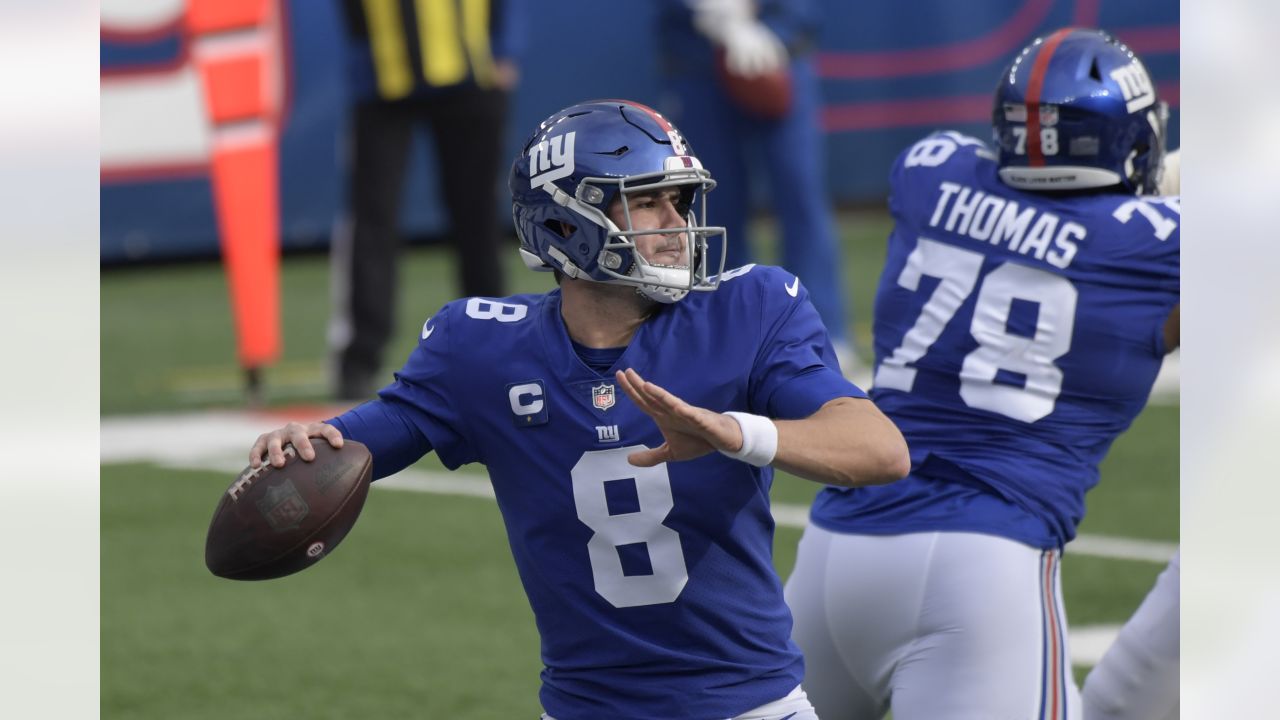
[592,383,615,411]
[256,479,310,532]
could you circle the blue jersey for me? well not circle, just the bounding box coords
[810,132,1179,549]
[332,264,864,720]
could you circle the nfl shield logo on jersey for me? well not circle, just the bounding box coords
[592,383,616,411]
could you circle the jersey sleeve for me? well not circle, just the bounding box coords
[889,131,995,228]
[1099,198,1181,294]
[886,142,914,222]
[370,302,479,470]
[1076,196,1181,357]
[746,267,867,419]
[329,400,434,480]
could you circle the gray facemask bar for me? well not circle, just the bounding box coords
[560,167,727,295]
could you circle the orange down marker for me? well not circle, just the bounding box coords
[187,0,284,387]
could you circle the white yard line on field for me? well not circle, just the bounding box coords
[137,453,1135,667]
[101,410,1177,565]
[372,469,1178,563]
[104,410,1155,667]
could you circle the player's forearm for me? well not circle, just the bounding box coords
[329,399,434,480]
[772,397,910,487]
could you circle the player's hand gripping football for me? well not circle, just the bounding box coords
[250,421,344,468]
[616,368,745,467]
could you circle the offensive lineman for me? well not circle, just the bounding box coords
[249,100,909,719]
[1081,147,1182,720]
[784,29,1179,720]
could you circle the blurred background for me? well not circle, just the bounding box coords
[102,0,1179,264]
[101,0,1180,408]
[100,1,1180,718]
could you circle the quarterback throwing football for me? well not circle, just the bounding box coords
[250,100,909,720]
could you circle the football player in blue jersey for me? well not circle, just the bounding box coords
[783,29,1180,720]
[1080,149,1181,720]
[248,99,909,720]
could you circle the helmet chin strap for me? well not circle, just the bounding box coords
[633,262,691,304]
[637,282,688,304]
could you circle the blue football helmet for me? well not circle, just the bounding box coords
[509,100,726,303]
[993,28,1168,195]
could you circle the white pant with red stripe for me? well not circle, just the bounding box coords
[785,527,1080,720]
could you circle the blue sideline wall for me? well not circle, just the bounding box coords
[101,0,1179,262]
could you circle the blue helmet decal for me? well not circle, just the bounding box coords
[993,28,1167,195]
[509,100,726,303]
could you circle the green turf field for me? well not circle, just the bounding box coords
[101,212,895,415]
[101,212,1177,718]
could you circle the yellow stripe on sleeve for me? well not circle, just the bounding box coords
[416,0,467,86]
[361,0,414,100]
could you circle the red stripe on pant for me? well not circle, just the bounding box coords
[1041,550,1064,720]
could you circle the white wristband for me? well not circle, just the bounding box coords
[722,412,778,467]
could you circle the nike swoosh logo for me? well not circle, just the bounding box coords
[421,320,435,340]
[785,276,800,297]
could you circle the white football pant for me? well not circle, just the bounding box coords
[785,526,1080,720]
[1082,549,1179,720]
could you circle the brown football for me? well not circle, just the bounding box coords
[714,48,793,120]
[205,439,373,580]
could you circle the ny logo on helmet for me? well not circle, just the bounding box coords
[1109,62,1155,113]
[529,131,576,188]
